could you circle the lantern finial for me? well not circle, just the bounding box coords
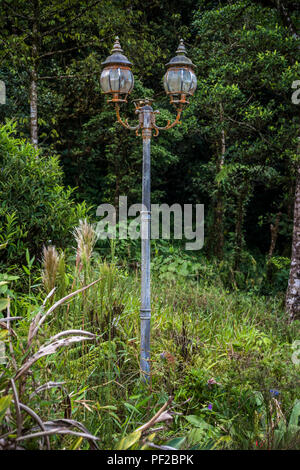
[111,36,123,54]
[176,39,187,56]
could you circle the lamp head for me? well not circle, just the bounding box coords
[100,37,134,103]
[164,39,197,105]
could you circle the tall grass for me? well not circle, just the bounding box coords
[2,224,299,449]
[43,262,299,448]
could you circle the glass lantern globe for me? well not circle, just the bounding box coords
[100,37,134,102]
[163,39,197,104]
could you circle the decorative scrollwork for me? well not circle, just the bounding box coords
[153,105,183,133]
[115,104,141,132]
[114,102,183,138]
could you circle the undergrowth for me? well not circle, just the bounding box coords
[0,223,299,450]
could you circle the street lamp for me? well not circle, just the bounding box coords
[100,37,197,382]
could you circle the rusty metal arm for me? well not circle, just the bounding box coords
[153,105,183,132]
[115,103,141,132]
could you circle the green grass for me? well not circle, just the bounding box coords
[1,251,299,450]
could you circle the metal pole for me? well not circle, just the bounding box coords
[140,104,152,382]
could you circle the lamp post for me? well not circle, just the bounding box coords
[100,37,197,382]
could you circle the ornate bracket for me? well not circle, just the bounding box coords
[115,103,141,133]
[153,105,183,132]
[114,100,183,138]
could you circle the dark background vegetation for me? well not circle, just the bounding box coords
[0,0,300,451]
[0,1,299,277]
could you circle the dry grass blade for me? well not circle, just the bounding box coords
[152,411,173,424]
[19,403,50,450]
[136,396,173,434]
[30,419,99,448]
[11,379,22,437]
[15,334,96,380]
[50,330,95,341]
[7,298,17,369]
[142,426,165,436]
[29,381,66,399]
[43,418,97,435]
[0,317,23,323]
[29,279,100,344]
[30,418,98,438]
[42,287,57,306]
[17,428,99,449]
[27,287,56,347]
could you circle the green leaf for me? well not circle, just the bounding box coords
[288,400,300,429]
[0,298,9,312]
[116,430,141,450]
[25,248,30,265]
[0,395,12,423]
[22,266,30,275]
[96,404,118,411]
[185,415,213,429]
[70,437,83,450]
[165,437,186,449]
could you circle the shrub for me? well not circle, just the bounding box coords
[0,122,88,265]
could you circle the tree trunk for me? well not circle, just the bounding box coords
[268,212,282,259]
[275,0,299,38]
[208,104,226,259]
[30,0,39,149]
[266,212,282,283]
[233,184,248,271]
[286,144,300,321]
[30,68,38,149]
[213,187,224,259]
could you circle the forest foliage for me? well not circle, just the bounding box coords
[0,0,299,451]
[0,0,299,268]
